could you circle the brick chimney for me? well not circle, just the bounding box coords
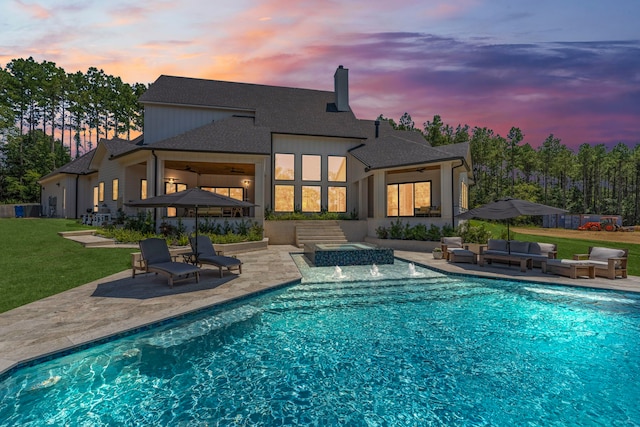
[334,65,350,112]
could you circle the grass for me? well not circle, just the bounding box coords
[0,218,134,314]
[0,218,637,315]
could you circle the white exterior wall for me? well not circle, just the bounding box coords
[143,104,254,144]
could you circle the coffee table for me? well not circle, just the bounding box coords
[479,253,532,272]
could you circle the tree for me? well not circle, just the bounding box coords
[0,130,70,202]
[398,112,415,131]
[506,127,523,196]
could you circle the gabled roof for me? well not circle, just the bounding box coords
[39,150,96,181]
[148,116,271,154]
[350,120,470,170]
[140,75,366,139]
[102,135,144,157]
[40,137,143,181]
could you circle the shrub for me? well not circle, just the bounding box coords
[388,218,405,239]
[457,222,492,243]
[375,225,388,239]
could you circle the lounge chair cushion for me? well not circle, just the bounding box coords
[509,241,530,254]
[442,237,463,248]
[139,238,201,287]
[589,247,626,262]
[198,254,242,268]
[529,242,556,256]
[546,259,591,266]
[149,262,201,276]
[487,239,508,252]
[190,235,243,277]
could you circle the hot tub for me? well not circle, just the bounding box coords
[305,242,394,267]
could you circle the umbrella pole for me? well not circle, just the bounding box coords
[195,206,199,257]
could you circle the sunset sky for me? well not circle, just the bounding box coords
[1,0,638,150]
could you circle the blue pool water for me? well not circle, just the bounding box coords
[1,261,640,426]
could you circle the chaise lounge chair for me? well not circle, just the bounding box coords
[189,235,243,278]
[139,238,201,288]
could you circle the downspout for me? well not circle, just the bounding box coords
[452,160,465,226]
[152,150,158,196]
[152,150,158,227]
[75,174,80,219]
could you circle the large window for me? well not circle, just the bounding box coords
[165,182,186,217]
[275,185,294,212]
[273,153,349,212]
[98,181,105,202]
[414,182,431,209]
[93,186,99,212]
[140,179,147,200]
[275,153,295,180]
[201,187,244,201]
[328,156,346,182]
[460,181,468,210]
[302,155,321,181]
[112,179,119,201]
[302,186,321,212]
[328,186,346,212]
[387,181,432,216]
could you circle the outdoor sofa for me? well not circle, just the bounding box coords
[479,239,557,268]
[573,246,628,279]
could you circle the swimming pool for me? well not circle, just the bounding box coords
[1,261,640,426]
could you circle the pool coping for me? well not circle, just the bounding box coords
[1,245,638,378]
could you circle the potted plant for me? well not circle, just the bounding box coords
[432,247,443,259]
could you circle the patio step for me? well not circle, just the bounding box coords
[295,221,348,248]
[59,230,137,248]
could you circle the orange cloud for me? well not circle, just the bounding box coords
[14,0,50,19]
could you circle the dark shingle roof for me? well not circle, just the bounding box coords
[102,136,143,157]
[148,116,272,154]
[41,137,143,179]
[140,75,366,139]
[137,74,471,170]
[40,150,96,180]
[350,120,470,170]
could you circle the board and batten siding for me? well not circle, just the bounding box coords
[143,104,255,145]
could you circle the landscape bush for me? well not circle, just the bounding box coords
[374,219,485,242]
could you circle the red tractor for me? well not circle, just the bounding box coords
[577,216,621,232]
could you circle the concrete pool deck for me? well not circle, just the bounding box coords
[1,245,638,376]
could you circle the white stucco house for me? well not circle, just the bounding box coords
[39,66,471,240]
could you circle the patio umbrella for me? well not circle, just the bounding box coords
[126,187,256,255]
[456,197,567,243]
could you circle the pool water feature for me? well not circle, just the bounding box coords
[1,264,640,425]
[304,242,395,266]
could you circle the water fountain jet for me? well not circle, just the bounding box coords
[370,264,382,277]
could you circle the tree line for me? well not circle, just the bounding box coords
[0,57,146,202]
[1,57,638,226]
[380,113,640,226]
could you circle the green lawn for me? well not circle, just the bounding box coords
[0,218,134,313]
[0,218,637,315]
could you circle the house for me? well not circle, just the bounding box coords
[39,66,472,241]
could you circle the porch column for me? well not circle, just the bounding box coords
[358,176,368,219]
[372,170,386,219]
[440,162,454,224]
[253,160,265,220]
